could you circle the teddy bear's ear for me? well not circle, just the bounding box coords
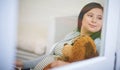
[69,36,87,62]
[84,41,98,59]
[62,44,73,61]
[85,36,98,58]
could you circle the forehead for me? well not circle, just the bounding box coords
[86,8,103,15]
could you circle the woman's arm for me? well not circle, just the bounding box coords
[15,54,48,69]
[23,54,49,69]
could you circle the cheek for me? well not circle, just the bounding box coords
[82,16,88,23]
[97,23,102,30]
[99,21,103,28]
[82,19,89,27]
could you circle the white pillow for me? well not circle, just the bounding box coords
[17,39,46,55]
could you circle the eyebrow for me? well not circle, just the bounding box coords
[87,12,102,17]
[97,15,102,17]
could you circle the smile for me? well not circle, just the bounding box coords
[89,24,97,28]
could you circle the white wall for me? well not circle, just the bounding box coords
[18,0,104,53]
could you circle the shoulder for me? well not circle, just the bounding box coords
[94,37,101,46]
[94,38,101,53]
[64,31,80,40]
[94,38,101,43]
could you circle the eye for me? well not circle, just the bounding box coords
[97,16,102,20]
[87,14,93,18]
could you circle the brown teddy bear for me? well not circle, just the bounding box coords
[43,35,98,70]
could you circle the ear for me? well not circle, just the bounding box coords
[62,44,72,60]
[84,42,98,59]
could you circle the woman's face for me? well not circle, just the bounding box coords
[81,8,103,34]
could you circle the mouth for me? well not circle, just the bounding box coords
[89,24,97,28]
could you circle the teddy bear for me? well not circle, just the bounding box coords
[43,35,98,70]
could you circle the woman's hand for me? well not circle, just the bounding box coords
[15,59,23,68]
[44,60,69,70]
[50,60,69,68]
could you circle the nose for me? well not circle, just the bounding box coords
[91,17,97,23]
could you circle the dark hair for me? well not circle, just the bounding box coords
[77,2,103,40]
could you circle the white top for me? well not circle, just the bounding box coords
[23,31,101,70]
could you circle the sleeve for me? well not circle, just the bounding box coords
[23,54,48,69]
[23,31,79,69]
[33,55,57,70]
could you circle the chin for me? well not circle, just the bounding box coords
[88,28,100,33]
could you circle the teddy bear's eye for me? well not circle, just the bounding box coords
[71,43,74,46]
[64,43,68,46]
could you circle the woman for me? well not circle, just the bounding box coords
[48,2,103,69]
[15,2,103,70]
